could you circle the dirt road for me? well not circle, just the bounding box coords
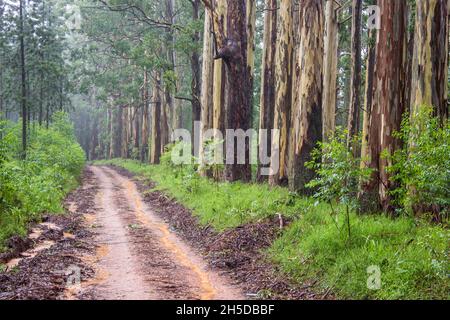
[1,165,316,300]
[75,166,243,300]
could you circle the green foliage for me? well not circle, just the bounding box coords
[0,114,85,250]
[306,129,373,240]
[307,129,373,209]
[270,211,449,299]
[387,108,450,217]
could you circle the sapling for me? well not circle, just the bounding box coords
[306,128,373,242]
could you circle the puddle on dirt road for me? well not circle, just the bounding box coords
[5,222,61,270]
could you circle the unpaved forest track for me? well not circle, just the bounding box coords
[77,166,243,300]
[0,165,318,300]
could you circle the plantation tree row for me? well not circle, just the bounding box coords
[2,0,447,216]
[75,0,448,215]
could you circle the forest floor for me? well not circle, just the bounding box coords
[0,166,316,300]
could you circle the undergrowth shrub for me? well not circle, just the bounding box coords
[306,128,373,241]
[387,107,449,220]
[0,112,85,250]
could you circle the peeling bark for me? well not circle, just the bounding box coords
[361,0,408,213]
[360,27,376,171]
[347,0,362,152]
[411,0,448,122]
[223,0,254,182]
[257,0,277,182]
[322,0,339,142]
[288,0,324,193]
[269,0,294,186]
[199,10,215,176]
[191,0,202,157]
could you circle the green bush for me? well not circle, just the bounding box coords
[306,128,373,240]
[387,107,449,218]
[0,112,85,250]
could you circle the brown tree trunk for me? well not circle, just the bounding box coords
[19,0,27,159]
[199,10,215,176]
[257,0,277,182]
[204,0,254,182]
[347,0,362,152]
[405,3,416,116]
[133,105,140,157]
[360,27,376,170]
[108,104,114,159]
[288,0,324,193]
[90,116,99,160]
[168,0,182,131]
[0,0,3,122]
[150,71,162,164]
[161,91,170,153]
[208,0,227,180]
[141,70,149,162]
[411,0,448,122]
[322,0,339,142]
[269,0,294,186]
[191,0,202,157]
[164,0,176,135]
[223,0,254,182]
[361,0,408,213]
[121,106,129,158]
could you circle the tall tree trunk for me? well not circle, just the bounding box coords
[121,106,129,158]
[211,0,227,179]
[269,0,294,186]
[108,104,114,159]
[257,0,277,182]
[411,0,448,122]
[164,0,175,135]
[0,0,3,122]
[405,3,416,116]
[39,76,43,126]
[161,91,170,153]
[191,0,202,157]
[90,116,98,160]
[0,50,3,122]
[322,0,339,142]
[199,10,215,175]
[19,0,27,159]
[246,0,256,118]
[360,27,376,170]
[347,0,362,152]
[113,101,123,158]
[223,0,254,182]
[288,0,324,193]
[150,71,162,164]
[168,0,182,131]
[134,105,140,157]
[141,70,149,162]
[361,0,408,213]
[204,0,254,182]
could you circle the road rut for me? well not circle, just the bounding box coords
[78,165,243,300]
